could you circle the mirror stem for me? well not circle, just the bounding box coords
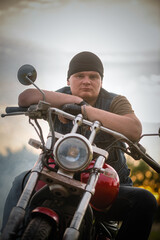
[26,75,46,102]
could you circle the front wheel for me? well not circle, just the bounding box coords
[21,215,55,240]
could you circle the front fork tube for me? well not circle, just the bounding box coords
[17,154,44,209]
[63,156,105,240]
[1,153,44,240]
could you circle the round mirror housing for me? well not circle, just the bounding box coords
[17,64,37,85]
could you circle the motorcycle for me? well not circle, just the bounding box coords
[1,65,160,240]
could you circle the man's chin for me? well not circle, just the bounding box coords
[80,94,91,101]
[81,95,96,105]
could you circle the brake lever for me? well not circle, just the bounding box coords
[128,143,147,160]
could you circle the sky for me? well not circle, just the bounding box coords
[0,0,160,162]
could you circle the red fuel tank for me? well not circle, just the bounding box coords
[81,161,119,211]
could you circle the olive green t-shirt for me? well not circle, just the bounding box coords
[109,95,134,115]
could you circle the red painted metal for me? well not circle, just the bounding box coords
[32,206,59,224]
[81,161,119,211]
[35,157,55,192]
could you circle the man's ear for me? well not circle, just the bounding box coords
[67,79,70,86]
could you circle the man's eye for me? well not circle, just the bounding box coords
[77,74,84,79]
[90,75,98,80]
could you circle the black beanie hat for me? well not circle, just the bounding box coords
[67,51,104,79]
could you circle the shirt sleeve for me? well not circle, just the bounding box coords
[109,95,134,115]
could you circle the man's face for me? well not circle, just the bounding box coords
[67,71,102,105]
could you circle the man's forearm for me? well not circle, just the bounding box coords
[83,105,142,141]
[18,89,83,108]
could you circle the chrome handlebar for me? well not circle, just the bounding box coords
[1,104,160,173]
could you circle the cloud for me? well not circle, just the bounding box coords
[0,0,70,11]
[1,0,160,53]
[0,36,71,105]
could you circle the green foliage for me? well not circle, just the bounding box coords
[127,156,160,205]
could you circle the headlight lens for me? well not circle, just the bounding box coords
[54,134,93,172]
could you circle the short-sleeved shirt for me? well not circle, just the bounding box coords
[109,95,134,115]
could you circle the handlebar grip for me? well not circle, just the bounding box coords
[142,154,160,173]
[131,143,160,173]
[62,103,82,115]
[5,107,28,113]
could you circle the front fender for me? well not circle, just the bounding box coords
[32,207,59,225]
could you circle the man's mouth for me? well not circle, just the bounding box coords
[81,88,91,91]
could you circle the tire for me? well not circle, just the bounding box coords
[21,215,54,240]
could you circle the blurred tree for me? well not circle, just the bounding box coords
[127,155,160,205]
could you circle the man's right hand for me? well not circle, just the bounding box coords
[61,103,82,115]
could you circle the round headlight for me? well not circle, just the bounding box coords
[54,134,93,172]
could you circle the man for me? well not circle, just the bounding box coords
[2,51,157,239]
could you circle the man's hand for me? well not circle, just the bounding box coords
[59,101,87,124]
[59,103,82,124]
[61,103,82,115]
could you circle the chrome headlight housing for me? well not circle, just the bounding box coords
[54,133,93,172]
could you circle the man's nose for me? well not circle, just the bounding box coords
[82,76,91,84]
